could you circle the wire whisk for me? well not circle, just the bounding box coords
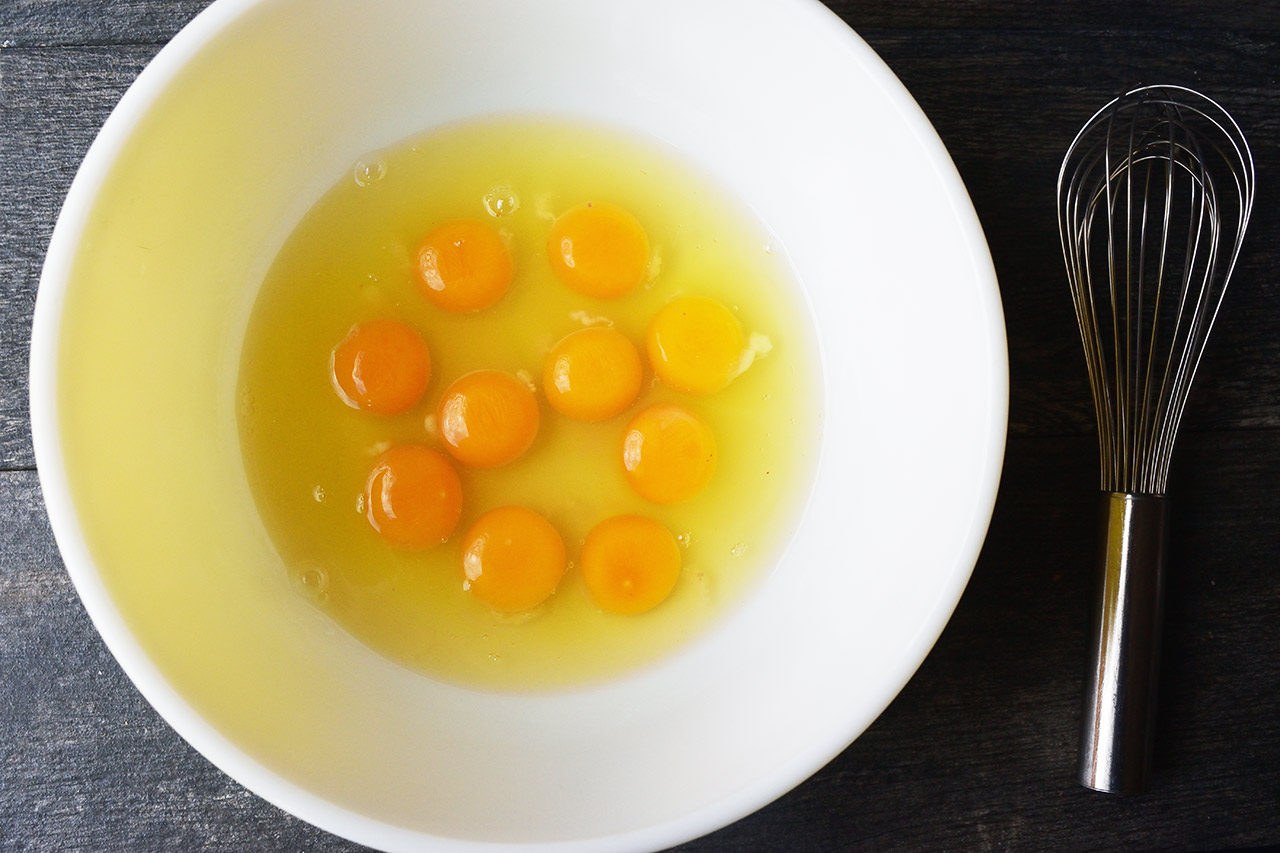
[1059,85,1255,494]
[1057,85,1254,794]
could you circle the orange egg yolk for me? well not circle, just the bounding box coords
[581,515,682,614]
[543,326,643,422]
[646,296,744,394]
[416,219,513,312]
[621,403,716,504]
[330,320,432,416]
[546,201,650,299]
[460,506,567,612]
[364,444,463,548]
[438,369,540,468]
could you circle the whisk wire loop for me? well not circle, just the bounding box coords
[1057,85,1254,495]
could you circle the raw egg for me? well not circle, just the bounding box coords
[238,118,818,689]
[543,326,643,422]
[646,296,744,394]
[364,444,463,548]
[330,320,431,415]
[581,514,682,614]
[461,506,566,612]
[438,369,540,468]
[621,403,716,504]
[416,218,513,312]
[546,201,650,299]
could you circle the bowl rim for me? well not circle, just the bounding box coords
[28,0,1008,849]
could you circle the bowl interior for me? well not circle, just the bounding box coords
[33,0,1006,848]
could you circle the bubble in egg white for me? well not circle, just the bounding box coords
[293,565,331,603]
[353,157,386,186]
[483,185,520,217]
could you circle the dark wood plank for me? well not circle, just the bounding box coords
[1,0,210,47]
[833,1,1280,32]
[5,0,1280,48]
[0,47,155,470]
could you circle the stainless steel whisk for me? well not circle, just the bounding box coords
[1057,85,1255,794]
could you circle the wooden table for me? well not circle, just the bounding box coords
[3,2,1278,849]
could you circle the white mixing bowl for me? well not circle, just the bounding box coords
[29,0,1007,849]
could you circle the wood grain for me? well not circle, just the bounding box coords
[1,1,209,47]
[3,0,1278,850]
[4,0,1280,47]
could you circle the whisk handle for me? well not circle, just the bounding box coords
[1078,492,1167,794]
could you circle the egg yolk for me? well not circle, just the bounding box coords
[546,202,650,299]
[364,444,463,548]
[581,515,682,614]
[327,317,432,412]
[621,404,716,504]
[542,326,643,422]
[438,369,541,468]
[646,296,744,394]
[416,219,513,312]
[460,505,567,612]
[330,320,432,416]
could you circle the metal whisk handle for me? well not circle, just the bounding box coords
[1079,492,1167,794]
